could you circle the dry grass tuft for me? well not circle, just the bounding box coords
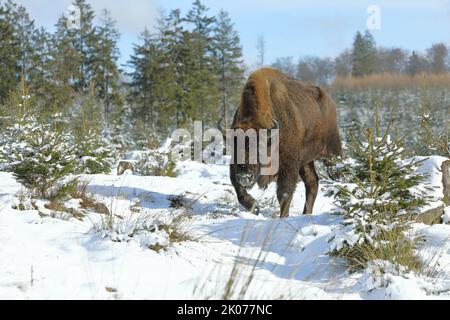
[160,213,197,244]
[147,212,199,252]
[44,200,85,220]
[79,196,110,215]
[340,228,422,273]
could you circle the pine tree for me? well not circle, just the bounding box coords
[52,0,99,93]
[185,0,218,125]
[352,30,376,77]
[91,9,122,122]
[71,0,97,92]
[128,29,167,135]
[51,1,122,128]
[0,0,21,103]
[28,27,58,113]
[406,51,425,76]
[212,10,244,130]
[0,1,69,113]
[51,14,82,108]
[127,4,244,135]
[351,32,364,76]
[160,9,193,128]
[14,4,36,80]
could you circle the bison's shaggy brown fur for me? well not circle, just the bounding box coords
[230,67,342,217]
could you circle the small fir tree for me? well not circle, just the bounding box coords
[0,113,77,198]
[328,111,432,271]
[70,85,116,174]
[76,128,114,174]
[418,100,449,157]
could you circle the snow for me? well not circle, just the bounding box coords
[443,207,450,224]
[0,156,449,300]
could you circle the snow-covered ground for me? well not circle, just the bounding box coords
[0,156,449,300]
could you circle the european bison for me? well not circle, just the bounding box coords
[230,67,342,217]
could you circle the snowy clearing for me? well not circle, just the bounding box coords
[0,156,449,300]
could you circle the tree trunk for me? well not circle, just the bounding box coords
[442,159,450,205]
[412,160,450,225]
[414,206,444,225]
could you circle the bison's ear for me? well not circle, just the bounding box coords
[217,118,228,142]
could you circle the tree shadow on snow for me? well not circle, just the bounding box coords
[87,184,234,215]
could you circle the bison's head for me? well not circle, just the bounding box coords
[230,120,279,190]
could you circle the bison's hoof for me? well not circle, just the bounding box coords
[250,202,260,215]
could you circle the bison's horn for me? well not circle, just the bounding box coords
[217,117,227,139]
[271,119,279,130]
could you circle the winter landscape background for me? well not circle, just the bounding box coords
[0,0,449,299]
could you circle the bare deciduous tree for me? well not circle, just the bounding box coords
[427,43,448,73]
[256,34,265,66]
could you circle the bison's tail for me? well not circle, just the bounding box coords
[315,86,331,110]
[315,87,343,157]
[328,129,343,157]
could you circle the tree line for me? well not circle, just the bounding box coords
[272,30,450,86]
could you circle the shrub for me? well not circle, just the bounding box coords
[134,150,178,177]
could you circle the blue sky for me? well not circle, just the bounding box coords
[14,0,450,69]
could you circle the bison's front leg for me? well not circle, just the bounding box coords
[276,171,297,218]
[230,165,260,215]
[299,162,319,215]
[235,185,260,214]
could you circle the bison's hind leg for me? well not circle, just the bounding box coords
[300,162,319,215]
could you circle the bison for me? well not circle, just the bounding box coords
[229,67,342,218]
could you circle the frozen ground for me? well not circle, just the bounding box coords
[0,156,449,299]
